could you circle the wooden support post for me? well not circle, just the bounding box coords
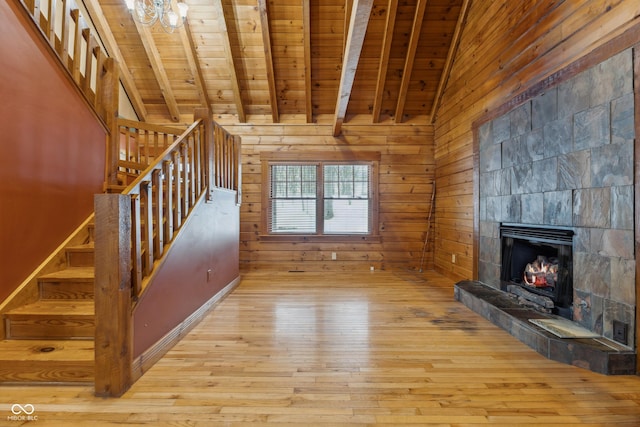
[193,108,213,200]
[100,58,120,188]
[94,194,133,397]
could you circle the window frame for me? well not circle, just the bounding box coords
[261,152,380,242]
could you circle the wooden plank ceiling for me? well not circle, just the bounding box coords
[87,0,468,130]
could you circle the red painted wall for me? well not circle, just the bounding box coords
[0,1,106,302]
[133,189,240,357]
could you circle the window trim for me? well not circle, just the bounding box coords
[260,152,380,242]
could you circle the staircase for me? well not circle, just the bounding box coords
[0,223,95,383]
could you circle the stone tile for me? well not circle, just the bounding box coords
[573,188,610,228]
[591,48,633,107]
[558,150,590,190]
[574,253,611,298]
[479,235,500,265]
[478,261,500,288]
[492,114,511,144]
[543,190,572,226]
[591,228,634,260]
[480,142,502,172]
[603,299,635,348]
[479,220,499,239]
[611,185,633,230]
[532,89,557,129]
[573,227,590,253]
[501,194,521,223]
[572,289,604,334]
[543,115,573,158]
[574,104,610,150]
[502,136,522,168]
[481,169,511,197]
[511,163,534,194]
[478,121,493,151]
[523,128,544,162]
[591,141,633,187]
[532,157,557,192]
[611,93,635,144]
[520,193,544,224]
[610,258,636,306]
[486,196,501,222]
[479,195,487,221]
[510,101,531,137]
[558,69,591,118]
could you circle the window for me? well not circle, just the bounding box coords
[262,152,380,239]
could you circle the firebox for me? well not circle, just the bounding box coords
[500,224,574,319]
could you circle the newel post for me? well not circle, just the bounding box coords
[100,57,120,188]
[194,108,214,199]
[94,194,133,397]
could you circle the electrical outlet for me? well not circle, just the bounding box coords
[613,320,628,345]
[451,254,456,263]
[331,252,337,260]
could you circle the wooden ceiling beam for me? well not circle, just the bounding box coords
[302,0,312,123]
[332,0,374,136]
[178,18,211,113]
[258,0,279,123]
[82,0,148,121]
[394,0,428,123]
[430,0,470,123]
[214,0,246,123]
[135,22,182,122]
[372,0,397,123]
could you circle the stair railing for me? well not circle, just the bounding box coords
[94,109,241,397]
[13,0,116,128]
[113,119,186,188]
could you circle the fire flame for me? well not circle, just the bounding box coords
[523,256,558,288]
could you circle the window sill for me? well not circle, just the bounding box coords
[258,234,381,243]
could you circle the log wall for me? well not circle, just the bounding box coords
[433,0,640,281]
[223,124,435,272]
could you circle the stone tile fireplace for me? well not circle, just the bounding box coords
[458,48,636,373]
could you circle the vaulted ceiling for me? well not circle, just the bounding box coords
[85,0,469,133]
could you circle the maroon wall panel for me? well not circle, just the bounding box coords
[0,1,106,301]
[133,189,240,357]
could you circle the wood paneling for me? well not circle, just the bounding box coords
[434,0,640,281]
[224,123,434,272]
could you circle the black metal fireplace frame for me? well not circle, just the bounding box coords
[500,223,574,315]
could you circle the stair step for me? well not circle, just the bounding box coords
[0,340,93,383]
[66,242,94,267]
[5,301,94,339]
[38,267,94,299]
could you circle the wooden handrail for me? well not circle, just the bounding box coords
[14,0,115,128]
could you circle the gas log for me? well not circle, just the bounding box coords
[523,256,558,288]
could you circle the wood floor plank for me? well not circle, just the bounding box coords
[1,270,640,425]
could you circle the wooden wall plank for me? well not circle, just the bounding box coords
[227,123,434,272]
[434,0,640,282]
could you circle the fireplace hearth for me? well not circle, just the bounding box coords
[500,224,573,319]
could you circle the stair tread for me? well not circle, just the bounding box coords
[66,242,94,251]
[38,267,94,281]
[7,300,94,316]
[0,340,94,362]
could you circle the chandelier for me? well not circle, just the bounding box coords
[125,0,189,33]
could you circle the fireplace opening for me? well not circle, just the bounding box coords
[500,224,574,319]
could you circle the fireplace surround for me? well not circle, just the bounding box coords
[467,47,636,365]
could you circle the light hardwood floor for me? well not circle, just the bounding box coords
[2,270,640,426]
